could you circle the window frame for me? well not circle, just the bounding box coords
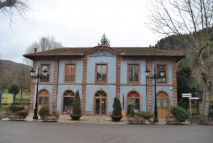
[64,63,76,83]
[39,63,51,83]
[127,63,140,84]
[95,63,108,83]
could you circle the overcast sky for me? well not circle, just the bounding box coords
[0,0,161,64]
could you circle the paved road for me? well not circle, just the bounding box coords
[0,121,212,143]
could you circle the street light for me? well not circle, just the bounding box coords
[145,67,165,122]
[30,68,47,119]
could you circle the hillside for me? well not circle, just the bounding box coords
[0,60,32,92]
[0,60,32,71]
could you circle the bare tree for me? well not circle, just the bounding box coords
[13,64,31,103]
[0,67,13,91]
[23,36,62,66]
[0,0,31,25]
[147,0,213,123]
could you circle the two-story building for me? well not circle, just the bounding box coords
[24,46,184,118]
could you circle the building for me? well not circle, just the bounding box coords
[24,46,184,118]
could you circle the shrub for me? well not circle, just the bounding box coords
[170,106,188,122]
[16,109,29,118]
[135,111,154,119]
[112,97,122,116]
[39,106,50,117]
[52,110,59,120]
[130,108,135,117]
[9,106,25,113]
[72,90,82,116]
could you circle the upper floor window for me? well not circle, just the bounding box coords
[40,64,50,82]
[156,65,166,83]
[65,64,76,82]
[96,64,107,82]
[128,64,139,82]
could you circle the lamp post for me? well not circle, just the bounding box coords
[145,67,165,122]
[30,68,47,119]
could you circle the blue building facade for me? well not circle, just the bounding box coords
[25,46,184,118]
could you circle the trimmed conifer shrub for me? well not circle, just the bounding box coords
[112,97,122,116]
[72,90,82,116]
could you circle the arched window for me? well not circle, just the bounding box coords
[62,90,75,115]
[127,91,140,114]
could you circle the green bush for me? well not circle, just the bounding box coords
[170,106,189,122]
[130,108,135,117]
[135,111,154,119]
[10,106,25,113]
[112,97,122,116]
[72,90,82,115]
[39,106,50,117]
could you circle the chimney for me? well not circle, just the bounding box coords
[34,48,37,53]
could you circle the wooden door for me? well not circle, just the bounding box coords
[95,91,107,115]
[38,90,49,111]
[157,92,169,119]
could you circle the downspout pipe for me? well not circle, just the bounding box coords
[56,56,59,111]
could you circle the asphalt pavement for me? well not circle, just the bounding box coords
[0,120,212,143]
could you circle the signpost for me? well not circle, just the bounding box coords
[182,93,192,98]
[182,93,199,124]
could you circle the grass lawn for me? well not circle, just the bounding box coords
[3,89,30,99]
[1,90,30,111]
[0,105,7,112]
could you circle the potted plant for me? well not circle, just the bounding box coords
[111,97,122,121]
[7,106,29,120]
[39,106,50,120]
[135,111,154,120]
[39,106,58,121]
[70,90,82,120]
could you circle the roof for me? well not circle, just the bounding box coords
[23,46,184,61]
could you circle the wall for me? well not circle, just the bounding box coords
[58,60,83,83]
[87,56,116,83]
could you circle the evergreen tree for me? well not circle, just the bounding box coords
[8,84,20,107]
[98,34,110,47]
[177,58,203,110]
[112,97,122,116]
[72,90,81,115]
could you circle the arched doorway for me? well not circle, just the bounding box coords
[94,90,107,115]
[62,90,75,115]
[157,91,169,118]
[38,89,49,111]
[127,91,140,114]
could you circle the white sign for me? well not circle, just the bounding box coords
[182,93,192,97]
[189,97,199,100]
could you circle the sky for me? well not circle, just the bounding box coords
[0,0,161,64]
